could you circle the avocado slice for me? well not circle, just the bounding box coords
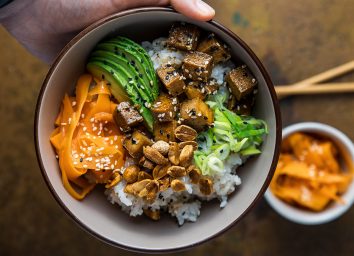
[106,37,159,98]
[90,51,153,102]
[95,42,154,94]
[86,61,131,103]
[87,36,159,132]
[86,60,154,131]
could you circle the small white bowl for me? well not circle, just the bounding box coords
[264,122,354,225]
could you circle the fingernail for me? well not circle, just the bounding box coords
[195,0,215,15]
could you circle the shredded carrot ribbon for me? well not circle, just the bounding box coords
[270,132,353,211]
[50,74,125,200]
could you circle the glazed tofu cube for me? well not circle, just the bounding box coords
[180,98,214,130]
[151,94,176,122]
[185,81,205,100]
[228,94,255,116]
[203,78,219,95]
[113,102,143,132]
[154,120,177,142]
[157,65,185,96]
[197,34,231,63]
[182,52,213,82]
[226,66,257,101]
[123,130,153,158]
[167,23,200,51]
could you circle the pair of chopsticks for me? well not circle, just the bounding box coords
[275,60,354,99]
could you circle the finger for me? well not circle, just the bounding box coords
[170,0,215,21]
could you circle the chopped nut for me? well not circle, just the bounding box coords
[131,179,151,195]
[139,156,155,170]
[168,142,180,165]
[153,164,170,180]
[105,172,122,189]
[143,146,169,165]
[143,209,160,221]
[144,180,159,203]
[171,179,186,192]
[179,141,198,151]
[151,140,170,156]
[124,183,134,194]
[138,171,153,181]
[187,165,201,184]
[199,177,213,195]
[175,125,197,141]
[167,166,186,178]
[159,176,170,191]
[179,145,194,167]
[123,165,140,184]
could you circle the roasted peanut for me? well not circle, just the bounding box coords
[123,165,140,183]
[131,179,151,195]
[171,179,186,192]
[141,180,159,203]
[175,125,197,141]
[138,171,153,181]
[187,165,201,184]
[159,177,170,191]
[179,141,198,150]
[199,177,213,195]
[168,142,180,165]
[143,146,169,165]
[139,156,155,170]
[124,183,134,194]
[167,166,186,178]
[151,140,170,156]
[143,209,160,221]
[105,172,122,189]
[179,145,194,167]
[153,164,170,180]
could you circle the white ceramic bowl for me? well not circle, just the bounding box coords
[265,122,354,225]
[35,7,281,252]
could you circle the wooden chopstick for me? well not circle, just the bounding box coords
[276,60,354,99]
[276,82,354,97]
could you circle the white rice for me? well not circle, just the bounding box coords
[106,38,244,225]
[142,37,186,69]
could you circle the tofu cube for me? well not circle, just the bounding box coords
[157,65,185,96]
[167,23,200,51]
[113,102,143,132]
[197,34,231,63]
[226,66,257,101]
[151,94,176,122]
[185,81,205,100]
[228,94,255,116]
[123,130,153,158]
[182,51,213,82]
[180,98,214,131]
[153,120,177,142]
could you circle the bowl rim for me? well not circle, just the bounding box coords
[34,6,282,253]
[264,122,354,225]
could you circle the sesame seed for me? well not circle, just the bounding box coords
[61,122,67,125]
[72,101,77,106]
[55,155,59,159]
[90,117,95,122]
[92,126,97,131]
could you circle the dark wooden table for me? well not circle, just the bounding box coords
[1,0,353,255]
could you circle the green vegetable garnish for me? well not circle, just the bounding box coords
[194,86,268,176]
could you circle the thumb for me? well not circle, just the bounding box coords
[170,0,215,21]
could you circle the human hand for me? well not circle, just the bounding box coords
[0,0,215,64]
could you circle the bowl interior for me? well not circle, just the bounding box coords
[265,122,354,225]
[36,9,280,252]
